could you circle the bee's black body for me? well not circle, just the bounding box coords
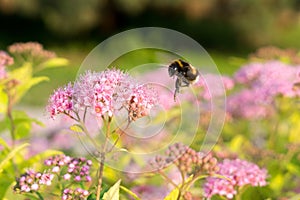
[168,59,199,101]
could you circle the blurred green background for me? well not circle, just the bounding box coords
[1,0,300,105]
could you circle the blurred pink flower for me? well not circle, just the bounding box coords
[131,185,169,200]
[228,61,300,119]
[204,159,268,199]
[227,88,273,119]
[0,50,14,67]
[195,74,234,100]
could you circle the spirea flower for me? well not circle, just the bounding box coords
[203,159,268,199]
[62,187,89,200]
[14,169,54,193]
[126,84,158,121]
[228,61,300,119]
[47,83,74,118]
[44,155,92,183]
[48,69,158,120]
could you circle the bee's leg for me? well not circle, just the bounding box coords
[174,78,181,101]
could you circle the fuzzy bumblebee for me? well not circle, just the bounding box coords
[168,59,199,101]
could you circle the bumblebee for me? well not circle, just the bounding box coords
[168,59,199,101]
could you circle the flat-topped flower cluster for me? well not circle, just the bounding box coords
[47,69,158,121]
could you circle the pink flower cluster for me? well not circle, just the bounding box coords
[126,84,157,121]
[44,155,92,183]
[204,159,268,199]
[47,83,73,118]
[14,169,54,193]
[228,61,300,119]
[48,69,158,121]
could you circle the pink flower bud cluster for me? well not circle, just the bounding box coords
[203,159,268,199]
[8,42,56,62]
[14,169,54,193]
[150,143,218,175]
[62,187,89,200]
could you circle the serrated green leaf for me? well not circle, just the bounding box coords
[164,188,179,200]
[70,124,84,133]
[0,143,30,173]
[103,179,121,200]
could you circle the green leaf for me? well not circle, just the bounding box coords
[0,87,8,113]
[0,138,10,150]
[0,143,30,173]
[14,76,49,103]
[70,124,84,133]
[0,178,15,200]
[37,57,69,71]
[103,179,121,200]
[12,110,44,139]
[164,188,179,200]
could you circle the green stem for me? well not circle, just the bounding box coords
[157,170,179,189]
[96,116,112,200]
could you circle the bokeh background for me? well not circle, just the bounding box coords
[1,0,300,106]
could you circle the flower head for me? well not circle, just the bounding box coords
[49,68,159,121]
[203,159,268,199]
[44,155,92,183]
[14,169,54,193]
[8,42,56,62]
[47,83,74,118]
[126,84,158,121]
